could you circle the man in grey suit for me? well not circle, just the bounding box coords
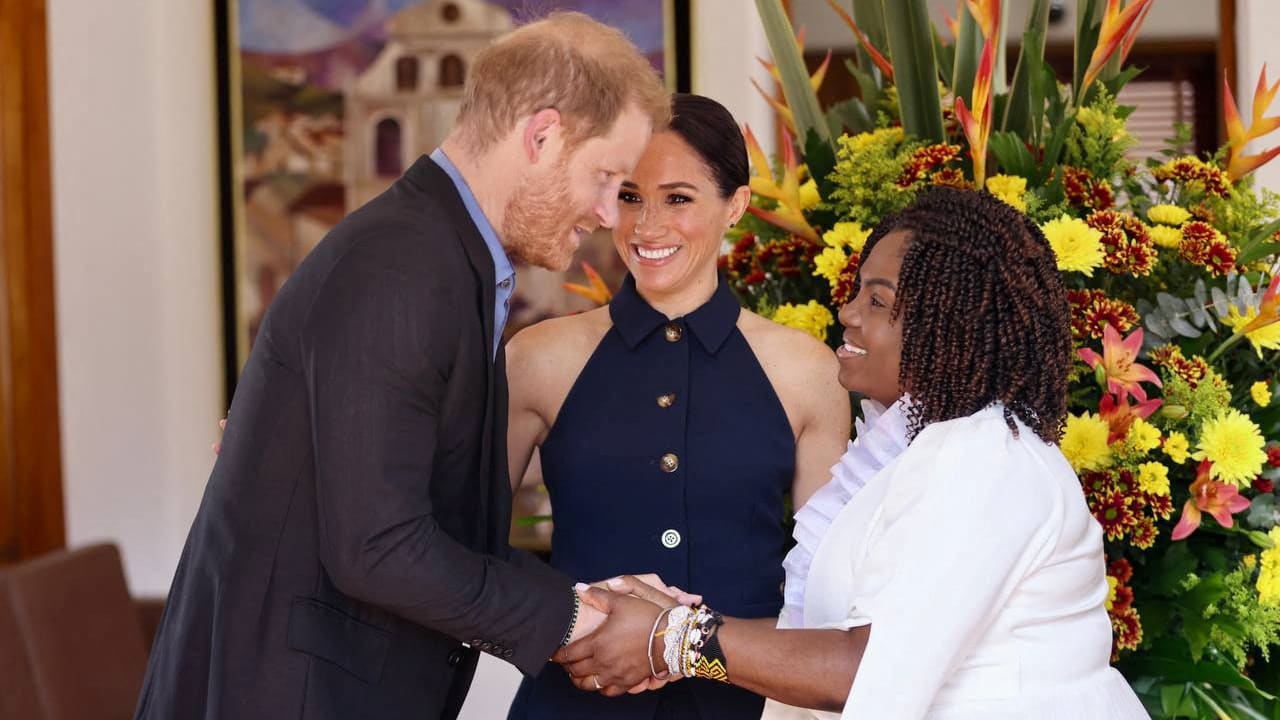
[135,13,672,719]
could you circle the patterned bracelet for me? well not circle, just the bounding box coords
[560,589,581,647]
[694,613,729,683]
[682,604,726,679]
[663,605,692,676]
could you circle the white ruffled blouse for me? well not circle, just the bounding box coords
[765,404,1150,720]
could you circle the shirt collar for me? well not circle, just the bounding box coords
[429,148,514,287]
[608,273,741,354]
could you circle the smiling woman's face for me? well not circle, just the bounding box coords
[836,229,909,406]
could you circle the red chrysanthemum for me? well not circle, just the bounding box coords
[1129,517,1157,549]
[830,255,861,307]
[930,168,970,188]
[1267,444,1280,468]
[1147,493,1174,520]
[1111,606,1143,654]
[897,144,961,188]
[1178,220,1237,276]
[1154,157,1230,198]
[1149,345,1211,389]
[1087,210,1157,276]
[1254,477,1276,494]
[1108,558,1134,584]
[1064,166,1116,211]
[1092,491,1137,541]
[1067,289,1140,341]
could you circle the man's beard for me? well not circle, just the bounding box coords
[501,159,586,272]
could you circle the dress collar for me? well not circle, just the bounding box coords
[608,273,741,355]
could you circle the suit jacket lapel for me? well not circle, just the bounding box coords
[409,155,499,551]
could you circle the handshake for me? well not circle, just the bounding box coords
[554,574,721,696]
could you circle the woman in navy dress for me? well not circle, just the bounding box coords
[504,94,851,719]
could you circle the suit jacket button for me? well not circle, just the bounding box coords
[660,453,679,473]
[664,323,683,342]
[448,650,463,667]
[502,648,514,659]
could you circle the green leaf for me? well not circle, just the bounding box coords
[1122,653,1276,699]
[1102,65,1146,98]
[754,0,833,149]
[1181,572,1228,613]
[882,0,946,143]
[1073,0,1104,100]
[1038,106,1075,184]
[1160,684,1195,717]
[989,131,1036,178]
[1183,612,1214,661]
[950,2,982,107]
[825,97,874,137]
[804,129,839,202]
[1001,0,1050,136]
[850,0,889,71]
[932,22,955,83]
[846,58,884,117]
[1152,542,1199,594]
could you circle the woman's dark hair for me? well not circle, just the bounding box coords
[853,186,1072,444]
[668,93,748,198]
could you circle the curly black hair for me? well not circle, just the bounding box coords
[853,186,1072,444]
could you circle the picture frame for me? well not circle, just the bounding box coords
[214,0,691,396]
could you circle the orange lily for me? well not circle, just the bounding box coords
[1224,65,1280,181]
[1098,392,1162,444]
[1237,275,1280,335]
[743,125,820,242]
[562,261,612,306]
[1080,0,1155,95]
[824,0,894,80]
[1078,324,1163,402]
[1171,460,1251,540]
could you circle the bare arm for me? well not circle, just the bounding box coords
[789,348,852,509]
[716,617,867,711]
[504,329,548,492]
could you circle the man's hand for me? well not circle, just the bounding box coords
[553,588,666,696]
[591,574,701,607]
[564,585,606,646]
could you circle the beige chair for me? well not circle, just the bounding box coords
[1,543,149,720]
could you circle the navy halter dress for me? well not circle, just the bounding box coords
[507,275,796,720]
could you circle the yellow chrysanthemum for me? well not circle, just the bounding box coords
[1258,527,1280,604]
[822,221,871,252]
[1254,381,1273,407]
[1105,574,1119,611]
[1148,225,1183,249]
[771,301,834,342]
[1136,462,1171,496]
[1040,215,1105,276]
[1121,418,1162,457]
[1193,408,1267,486]
[1163,431,1191,464]
[985,174,1027,212]
[799,179,821,210]
[1226,305,1280,357]
[812,246,849,287]
[1062,412,1114,473]
[1147,204,1192,226]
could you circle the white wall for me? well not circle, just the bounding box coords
[1236,0,1280,193]
[47,0,223,597]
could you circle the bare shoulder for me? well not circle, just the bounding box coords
[506,306,612,418]
[507,306,611,379]
[737,309,841,383]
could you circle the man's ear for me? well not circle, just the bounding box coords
[522,108,564,164]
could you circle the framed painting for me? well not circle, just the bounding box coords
[215,0,691,395]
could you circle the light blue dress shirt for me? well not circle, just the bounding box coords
[430,148,515,358]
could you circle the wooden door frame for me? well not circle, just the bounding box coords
[0,0,65,563]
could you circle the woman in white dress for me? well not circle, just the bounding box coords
[565,187,1150,718]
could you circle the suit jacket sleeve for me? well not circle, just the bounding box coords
[299,233,573,675]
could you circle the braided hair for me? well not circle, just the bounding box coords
[853,186,1072,444]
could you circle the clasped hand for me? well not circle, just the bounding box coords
[553,574,701,697]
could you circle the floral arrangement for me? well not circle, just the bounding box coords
[735,0,1280,715]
